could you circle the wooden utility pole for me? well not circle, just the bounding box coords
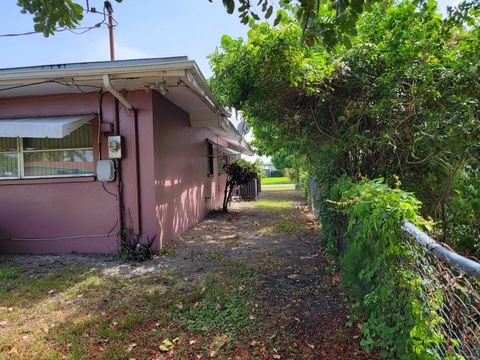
[104,1,115,61]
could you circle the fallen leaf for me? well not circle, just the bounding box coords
[127,343,136,352]
[159,338,174,352]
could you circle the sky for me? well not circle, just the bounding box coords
[0,0,251,78]
[0,0,462,79]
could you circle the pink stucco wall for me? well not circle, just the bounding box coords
[0,89,228,253]
[151,91,227,249]
[0,91,156,253]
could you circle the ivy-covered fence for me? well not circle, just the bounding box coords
[306,177,480,359]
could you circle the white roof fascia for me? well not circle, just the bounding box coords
[0,59,196,83]
[0,58,248,151]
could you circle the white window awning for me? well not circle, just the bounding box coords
[0,114,95,138]
[206,139,240,155]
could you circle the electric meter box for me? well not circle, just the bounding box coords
[108,136,123,159]
[96,160,115,182]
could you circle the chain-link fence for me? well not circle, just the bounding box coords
[306,177,480,359]
[402,221,480,359]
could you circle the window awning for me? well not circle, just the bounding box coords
[206,139,240,155]
[0,114,95,138]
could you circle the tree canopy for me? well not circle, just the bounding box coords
[16,0,392,46]
[209,0,479,355]
[210,0,479,256]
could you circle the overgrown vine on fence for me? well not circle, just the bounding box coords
[209,0,479,356]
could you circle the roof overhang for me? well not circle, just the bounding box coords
[0,57,253,154]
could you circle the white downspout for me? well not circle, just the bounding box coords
[102,74,142,238]
[102,74,133,110]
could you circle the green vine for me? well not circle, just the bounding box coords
[335,178,460,359]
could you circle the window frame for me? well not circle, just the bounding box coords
[0,124,95,180]
[207,142,214,176]
[0,138,20,180]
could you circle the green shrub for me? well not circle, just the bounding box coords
[335,178,450,358]
[269,169,284,178]
[120,232,156,262]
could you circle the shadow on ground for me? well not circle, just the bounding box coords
[0,190,374,359]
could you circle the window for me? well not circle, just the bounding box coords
[0,124,94,179]
[207,142,214,176]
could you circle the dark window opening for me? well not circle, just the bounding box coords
[207,142,214,176]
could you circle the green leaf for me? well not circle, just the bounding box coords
[265,6,273,19]
[273,12,282,26]
[221,34,233,48]
[222,0,235,14]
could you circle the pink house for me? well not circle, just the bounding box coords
[0,57,252,254]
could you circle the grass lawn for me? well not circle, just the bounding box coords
[260,177,292,185]
[0,261,262,360]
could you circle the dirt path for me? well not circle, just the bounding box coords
[0,190,373,359]
[171,189,372,359]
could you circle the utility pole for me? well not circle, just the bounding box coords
[104,1,115,61]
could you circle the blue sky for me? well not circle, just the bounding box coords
[0,0,462,79]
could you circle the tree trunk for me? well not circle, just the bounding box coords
[223,178,231,212]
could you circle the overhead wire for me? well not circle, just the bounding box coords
[0,4,118,38]
[0,79,103,93]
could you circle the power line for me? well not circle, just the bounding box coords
[0,8,118,38]
[0,23,112,38]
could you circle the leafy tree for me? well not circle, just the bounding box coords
[271,149,294,171]
[210,0,480,354]
[16,0,122,36]
[16,0,385,46]
[210,0,480,251]
[222,159,257,212]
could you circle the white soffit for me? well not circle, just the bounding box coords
[0,114,94,138]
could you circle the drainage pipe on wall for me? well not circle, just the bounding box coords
[103,74,142,238]
[112,97,124,250]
